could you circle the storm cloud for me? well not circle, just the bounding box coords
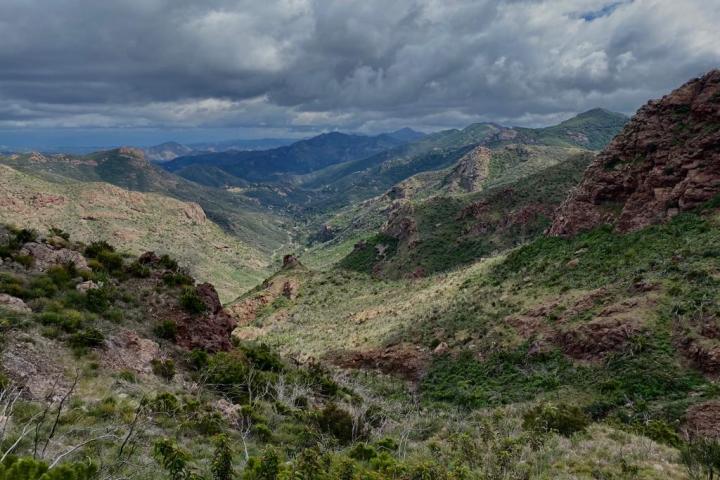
[0,0,718,137]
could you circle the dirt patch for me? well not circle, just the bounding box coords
[682,338,720,374]
[325,343,430,381]
[556,318,641,360]
[684,401,720,439]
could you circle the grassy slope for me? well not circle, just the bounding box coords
[236,201,720,476]
[0,150,293,258]
[0,228,690,480]
[328,147,593,276]
[0,164,268,300]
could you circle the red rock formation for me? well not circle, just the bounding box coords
[174,283,236,352]
[549,70,720,236]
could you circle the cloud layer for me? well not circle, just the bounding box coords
[0,0,718,136]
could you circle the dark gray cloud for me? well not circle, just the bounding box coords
[0,0,718,137]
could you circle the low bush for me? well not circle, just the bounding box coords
[522,403,590,437]
[68,327,105,350]
[151,359,176,380]
[238,342,284,372]
[180,287,206,314]
[315,403,360,444]
[153,320,177,341]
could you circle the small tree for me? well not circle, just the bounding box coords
[681,438,720,480]
[210,435,234,480]
[153,438,192,480]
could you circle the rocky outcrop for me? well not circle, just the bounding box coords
[383,202,418,245]
[174,283,237,352]
[282,254,302,269]
[228,274,300,327]
[102,330,161,374]
[549,70,720,236]
[0,294,31,313]
[19,242,89,271]
[443,146,492,193]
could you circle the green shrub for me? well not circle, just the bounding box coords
[28,276,58,297]
[522,403,590,437]
[13,255,34,269]
[36,309,84,332]
[680,438,720,479]
[193,412,226,436]
[46,264,74,286]
[211,434,234,480]
[163,272,194,287]
[153,320,177,341]
[85,241,115,258]
[97,250,124,272]
[239,342,284,372]
[0,456,97,480]
[151,392,180,414]
[180,287,206,314]
[14,228,38,245]
[187,349,209,371]
[126,261,150,278]
[153,438,193,480]
[151,359,176,380]
[349,443,377,461]
[159,254,179,271]
[421,347,581,408]
[84,288,111,313]
[68,328,105,350]
[315,403,359,444]
[243,447,281,480]
[254,423,273,442]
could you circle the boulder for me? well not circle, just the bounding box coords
[0,294,31,313]
[19,242,88,271]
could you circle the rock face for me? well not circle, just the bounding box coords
[174,283,236,352]
[102,330,161,374]
[549,70,720,236]
[443,146,492,193]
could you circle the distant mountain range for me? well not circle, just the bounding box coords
[162,128,427,182]
[142,138,300,163]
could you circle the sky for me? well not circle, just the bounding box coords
[0,0,718,148]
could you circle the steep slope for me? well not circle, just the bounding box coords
[0,148,292,256]
[550,70,720,236]
[224,75,720,478]
[165,131,408,184]
[337,148,593,277]
[0,164,268,300]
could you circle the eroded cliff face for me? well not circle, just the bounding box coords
[549,70,720,236]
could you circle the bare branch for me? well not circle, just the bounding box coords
[49,434,117,469]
